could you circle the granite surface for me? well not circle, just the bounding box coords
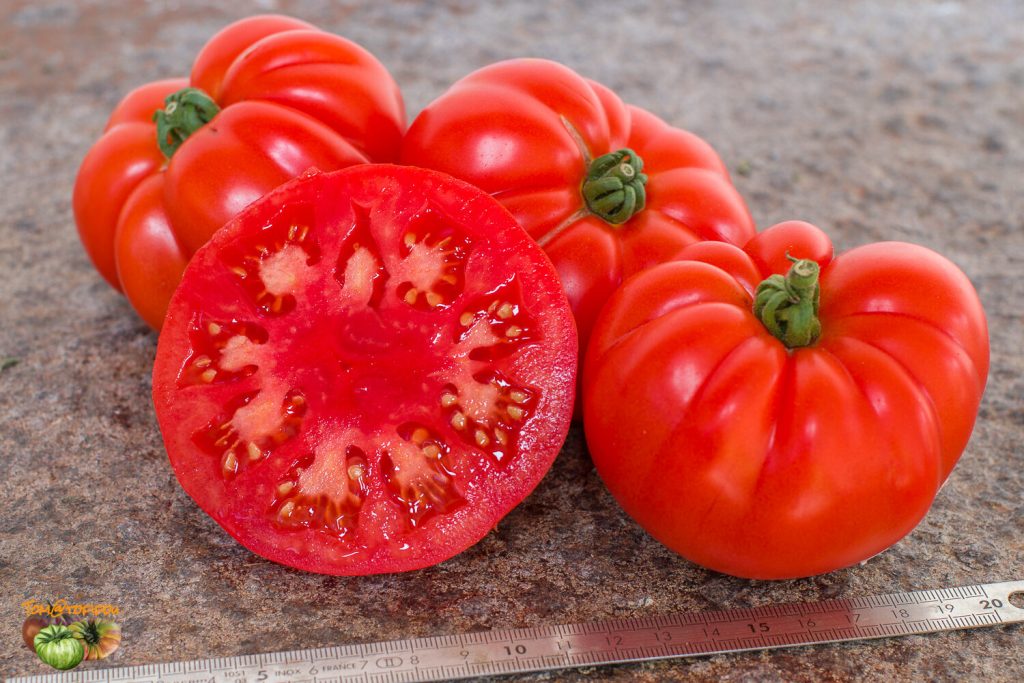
[1,0,1022,680]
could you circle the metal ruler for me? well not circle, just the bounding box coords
[10,580,1023,683]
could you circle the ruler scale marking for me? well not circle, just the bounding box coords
[8,581,1022,683]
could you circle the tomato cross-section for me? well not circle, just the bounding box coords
[153,165,577,574]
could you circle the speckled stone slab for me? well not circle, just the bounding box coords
[1,1,1021,680]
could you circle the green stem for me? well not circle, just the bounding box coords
[581,148,648,225]
[152,87,220,159]
[753,255,821,348]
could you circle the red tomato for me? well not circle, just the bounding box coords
[152,165,577,574]
[73,15,405,329]
[583,221,989,579]
[400,59,755,391]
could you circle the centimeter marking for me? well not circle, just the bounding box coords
[9,580,1023,683]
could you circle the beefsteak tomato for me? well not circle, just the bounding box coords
[152,165,577,575]
[34,626,84,671]
[401,58,755,376]
[583,220,989,579]
[73,14,406,329]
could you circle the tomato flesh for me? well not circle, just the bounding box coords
[153,165,577,574]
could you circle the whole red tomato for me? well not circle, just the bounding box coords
[73,15,406,329]
[583,220,989,579]
[401,59,755,391]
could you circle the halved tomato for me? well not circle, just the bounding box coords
[152,165,577,574]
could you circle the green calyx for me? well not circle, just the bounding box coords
[153,87,220,159]
[753,255,821,348]
[581,148,648,225]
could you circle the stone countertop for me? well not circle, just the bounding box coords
[1,1,1021,680]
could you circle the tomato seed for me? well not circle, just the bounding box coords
[246,442,262,461]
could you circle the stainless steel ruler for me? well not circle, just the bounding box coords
[10,580,1023,683]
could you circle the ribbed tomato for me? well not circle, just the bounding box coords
[584,220,989,579]
[73,15,405,328]
[153,165,577,574]
[401,58,755,386]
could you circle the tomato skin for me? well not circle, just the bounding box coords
[73,79,184,290]
[401,59,755,376]
[161,100,371,255]
[153,165,577,575]
[114,174,186,329]
[190,15,315,99]
[584,221,989,579]
[73,15,405,328]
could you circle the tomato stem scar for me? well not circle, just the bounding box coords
[753,255,822,348]
[581,148,648,225]
[153,87,221,159]
[537,118,649,246]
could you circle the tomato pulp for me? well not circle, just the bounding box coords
[153,165,577,574]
